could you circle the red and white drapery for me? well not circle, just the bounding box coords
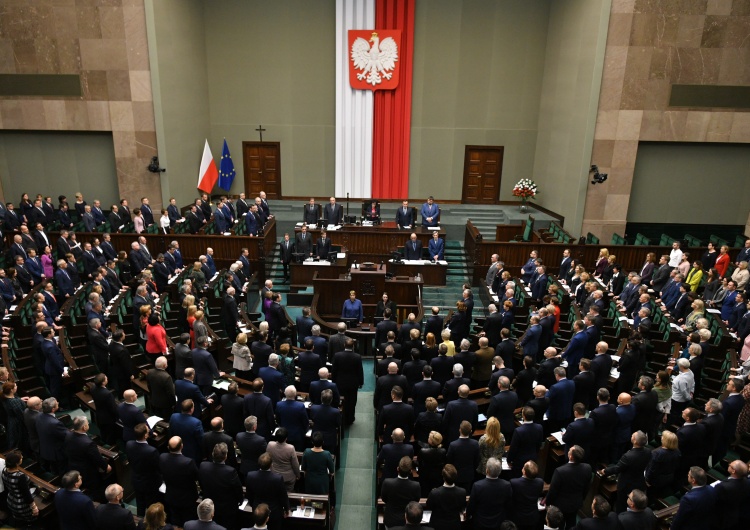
[335,0,415,199]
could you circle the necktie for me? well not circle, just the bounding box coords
[413,242,416,250]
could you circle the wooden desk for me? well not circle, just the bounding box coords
[290,260,349,287]
[294,223,445,260]
[388,260,447,286]
[0,452,59,520]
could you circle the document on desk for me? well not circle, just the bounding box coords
[502,457,511,470]
[706,308,721,314]
[421,510,432,523]
[303,261,330,266]
[550,431,564,445]
[238,499,249,511]
[327,225,340,231]
[292,507,315,518]
[147,416,163,429]
[213,379,230,391]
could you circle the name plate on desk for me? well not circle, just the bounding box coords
[303,261,330,266]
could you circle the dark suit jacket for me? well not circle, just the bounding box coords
[168,412,204,461]
[175,378,209,417]
[159,452,199,509]
[308,379,340,407]
[590,403,618,452]
[378,401,415,443]
[201,430,238,467]
[618,508,657,530]
[510,476,544,522]
[295,231,313,255]
[125,440,161,492]
[236,431,268,475]
[441,397,478,443]
[546,378,575,421]
[677,423,706,469]
[242,392,276,439]
[507,421,544,468]
[632,389,658,434]
[670,484,717,530]
[192,348,220,386]
[442,377,470,404]
[146,368,175,411]
[65,431,108,490]
[198,461,243,515]
[95,502,136,530]
[331,349,364,391]
[315,237,332,259]
[466,477,512,529]
[411,379,441,415]
[395,207,414,227]
[494,339,515,369]
[91,385,119,428]
[426,484,467,530]
[323,203,343,225]
[424,315,444,341]
[546,461,593,513]
[374,373,409,409]
[381,477,421,528]
[573,370,597,409]
[309,404,341,451]
[37,413,69,463]
[590,353,613,391]
[574,513,619,529]
[403,239,423,260]
[245,469,290,524]
[563,417,596,457]
[713,477,746,530]
[486,390,520,439]
[378,443,415,481]
[446,437,480,486]
[55,488,96,530]
[375,319,399,351]
[220,393,245,438]
[604,446,651,495]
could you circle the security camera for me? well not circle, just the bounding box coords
[589,164,607,185]
[148,156,166,173]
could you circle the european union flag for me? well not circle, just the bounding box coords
[218,138,236,191]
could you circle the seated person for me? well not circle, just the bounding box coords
[395,200,414,228]
[364,200,380,222]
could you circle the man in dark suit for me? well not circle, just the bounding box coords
[94,483,136,530]
[480,304,504,347]
[90,375,120,446]
[323,196,343,225]
[118,389,148,443]
[466,457,512,530]
[412,365,441,415]
[510,460,545,530]
[381,456,421,529]
[377,342,402,377]
[146,356,176,419]
[376,309,399,351]
[562,402,595,459]
[201,417,238,467]
[677,407,707,476]
[562,320,587,375]
[632,375,658,436]
[590,341,613,392]
[618,488,657,530]
[442,384,478,444]
[713,460,747,530]
[589,388,618,466]
[716,377,744,462]
[295,224,313,257]
[445,421,480,491]
[220,287,240,340]
[378,386,415,444]
[493,328,516,369]
[486,376,520,441]
[278,232,295,281]
[530,265,548,302]
[331,338,363,424]
[442,364,470,404]
[246,452,290,530]
[309,367,340,407]
[425,465,467,530]
[506,407,544,476]
[309,390,341,452]
[191,336,224,394]
[546,445,592,530]
[602,430,652,513]
[169,399,205,461]
[160,436,199,527]
[125,423,162,517]
[374,362,409,409]
[259,356,285,406]
[37,397,69,474]
[175,367,212,418]
[302,197,319,224]
[315,230,332,260]
[236,415,268,476]
[198,442,243,530]
[403,232,422,259]
[55,471,96,530]
[251,331,274,377]
[64,416,111,502]
[669,467,717,530]
[546,367,575,433]
[573,358,597,410]
[520,315,542,361]
[295,307,315,347]
[243,378,276,439]
[395,200,414,228]
[377,428,415,482]
[424,306,444,340]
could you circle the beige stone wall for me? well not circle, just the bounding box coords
[582,0,750,242]
[0,0,162,209]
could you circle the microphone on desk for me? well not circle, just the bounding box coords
[379,261,384,270]
[353,260,358,269]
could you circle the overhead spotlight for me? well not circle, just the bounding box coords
[590,164,608,185]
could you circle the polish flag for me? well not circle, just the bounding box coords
[197,140,218,193]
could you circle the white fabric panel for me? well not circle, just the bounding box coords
[335,0,374,199]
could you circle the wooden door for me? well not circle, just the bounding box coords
[461,146,503,204]
[242,142,282,199]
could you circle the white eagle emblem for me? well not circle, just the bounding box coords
[350,32,398,86]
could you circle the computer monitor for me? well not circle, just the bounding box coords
[292,252,305,264]
[317,218,326,229]
[391,251,403,263]
[327,251,338,264]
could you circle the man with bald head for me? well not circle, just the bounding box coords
[146,355,175,419]
[118,389,148,442]
[308,367,340,407]
[590,340,613,391]
[442,384,478,444]
[159,436,199,527]
[404,232,422,259]
[201,417,237,467]
[613,392,635,461]
[374,361,409,410]
[714,460,748,530]
[23,396,42,458]
[602,430,651,513]
[377,428,414,482]
[487,376,520,441]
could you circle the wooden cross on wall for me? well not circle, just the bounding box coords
[255,124,266,142]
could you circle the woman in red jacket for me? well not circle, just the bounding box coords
[145,313,167,366]
[715,245,730,278]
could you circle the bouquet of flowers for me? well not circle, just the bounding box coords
[512,179,538,202]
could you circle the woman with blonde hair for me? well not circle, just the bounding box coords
[594,248,609,277]
[645,430,681,501]
[440,328,455,357]
[179,294,195,333]
[138,304,151,349]
[187,304,198,346]
[683,299,705,333]
[477,416,505,474]
[232,332,253,380]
